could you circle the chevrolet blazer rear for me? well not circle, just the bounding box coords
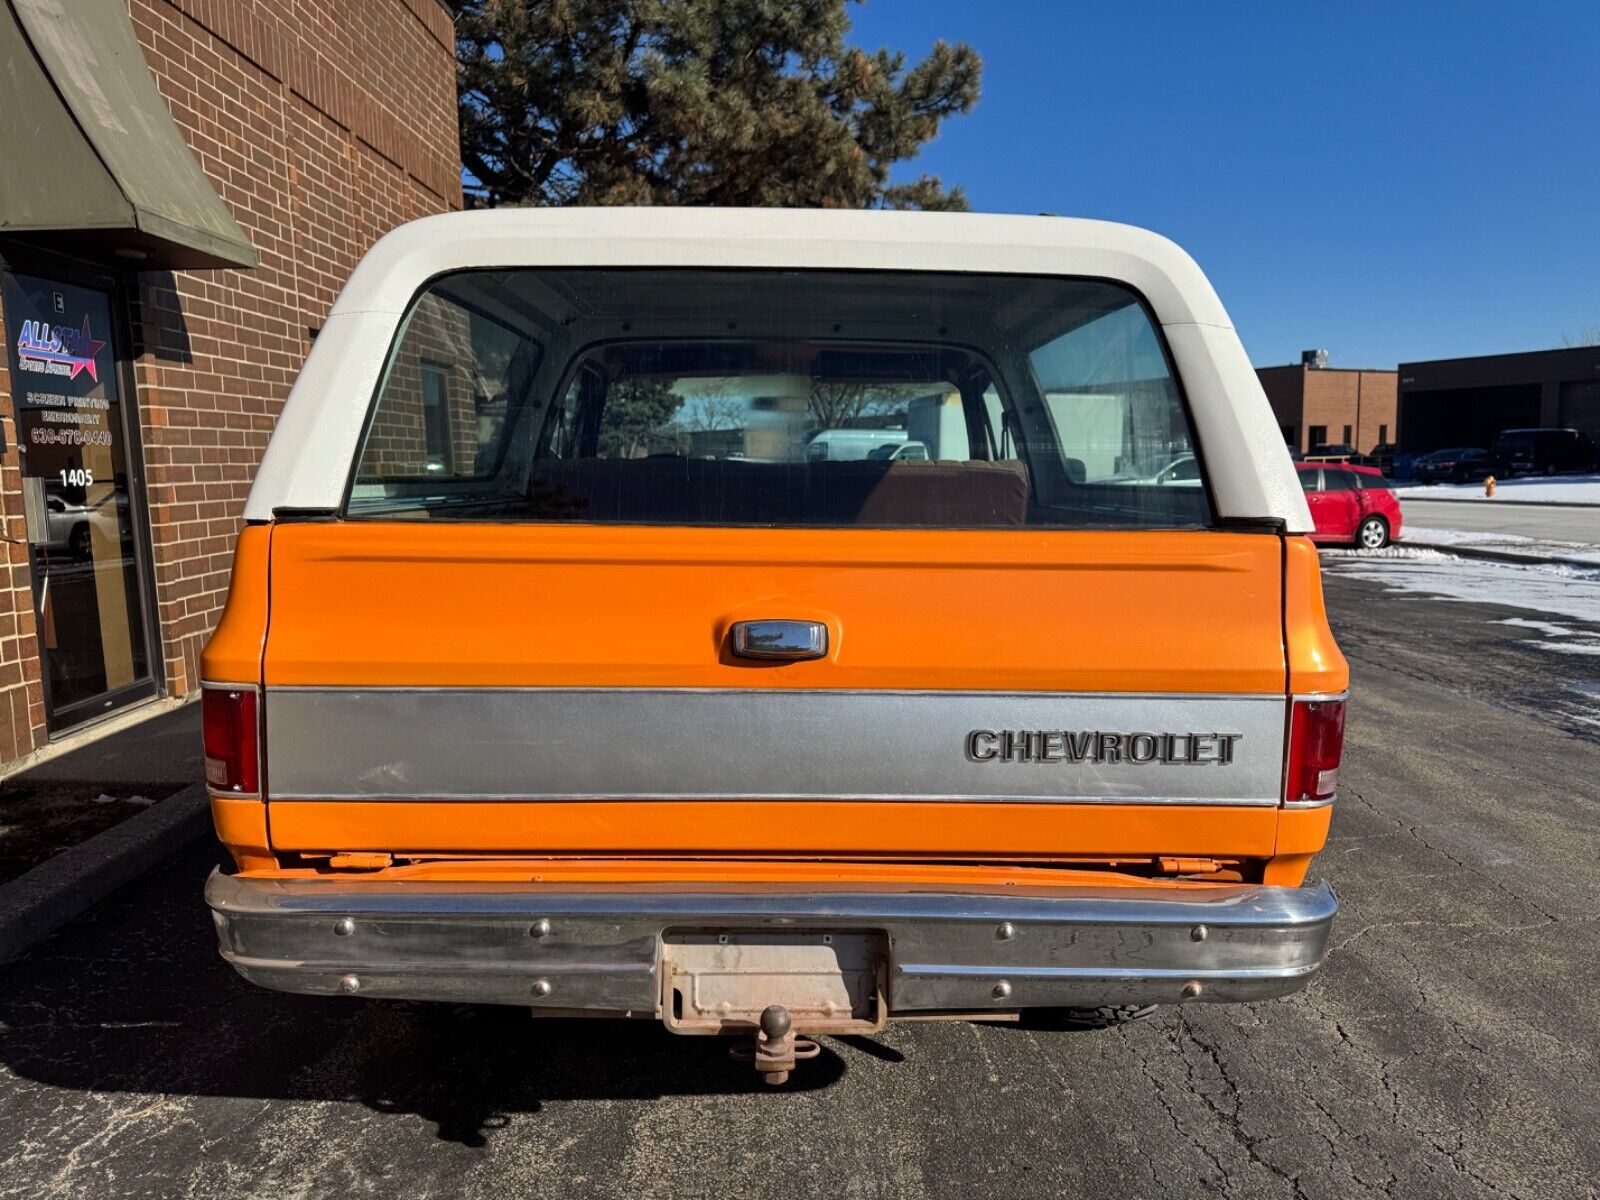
[203,209,1343,1082]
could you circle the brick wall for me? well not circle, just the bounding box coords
[0,321,41,761]
[1257,366,1398,455]
[0,0,459,762]
[1302,370,1398,455]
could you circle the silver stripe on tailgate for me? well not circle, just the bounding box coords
[264,688,1287,805]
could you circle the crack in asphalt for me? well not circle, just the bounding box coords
[1341,786,1565,926]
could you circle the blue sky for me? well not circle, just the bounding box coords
[849,1,1600,368]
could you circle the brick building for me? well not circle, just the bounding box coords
[0,0,460,765]
[1257,351,1398,456]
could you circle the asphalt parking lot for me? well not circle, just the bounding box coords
[1,566,1597,1199]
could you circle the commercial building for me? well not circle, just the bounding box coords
[1256,350,1398,455]
[1396,347,1600,453]
[0,0,460,765]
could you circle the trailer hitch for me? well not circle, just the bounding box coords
[728,1005,820,1085]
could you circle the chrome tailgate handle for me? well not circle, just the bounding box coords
[730,620,828,661]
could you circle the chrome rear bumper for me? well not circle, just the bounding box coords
[205,871,1336,1013]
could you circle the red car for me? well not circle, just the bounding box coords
[1296,463,1402,549]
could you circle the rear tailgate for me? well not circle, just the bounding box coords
[260,522,1287,861]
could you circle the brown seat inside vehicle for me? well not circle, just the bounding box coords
[520,457,1031,526]
[854,460,1029,525]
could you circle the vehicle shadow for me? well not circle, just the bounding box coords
[0,845,847,1147]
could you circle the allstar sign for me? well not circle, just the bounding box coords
[15,314,107,383]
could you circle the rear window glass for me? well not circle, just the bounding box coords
[347,270,1211,529]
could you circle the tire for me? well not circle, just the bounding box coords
[69,524,92,560]
[1356,515,1389,550]
[1021,1004,1159,1032]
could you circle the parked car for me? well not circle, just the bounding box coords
[804,427,908,461]
[1386,452,1419,482]
[1411,447,1503,484]
[201,209,1342,1083]
[1303,442,1364,464]
[1297,463,1402,549]
[1150,451,1202,486]
[38,489,132,560]
[1489,428,1597,476]
[1368,442,1400,476]
[1110,451,1203,487]
[865,440,930,461]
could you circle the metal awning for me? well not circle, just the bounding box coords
[0,0,257,270]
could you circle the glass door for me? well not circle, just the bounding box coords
[3,269,157,730]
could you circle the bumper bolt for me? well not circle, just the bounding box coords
[992,980,1012,1000]
[996,922,1016,940]
[1190,924,1208,942]
[529,918,552,938]
[531,979,552,997]
[1181,981,1203,999]
[338,974,360,994]
[333,918,355,937]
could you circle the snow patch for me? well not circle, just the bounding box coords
[1403,525,1600,566]
[1489,617,1600,659]
[1326,551,1600,627]
[90,791,156,806]
[1496,618,1577,637]
[1322,546,1451,562]
[1398,474,1600,503]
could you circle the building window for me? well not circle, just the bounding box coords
[1378,424,1389,445]
[1308,425,1327,448]
[1341,424,1353,444]
[420,363,451,470]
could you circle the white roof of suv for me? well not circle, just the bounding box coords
[246,208,1312,531]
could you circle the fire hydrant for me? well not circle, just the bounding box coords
[1485,475,1496,498]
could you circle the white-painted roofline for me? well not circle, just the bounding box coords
[246,208,1311,531]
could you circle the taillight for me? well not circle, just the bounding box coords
[203,686,259,794]
[1286,696,1345,803]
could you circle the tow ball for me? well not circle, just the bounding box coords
[728,1005,821,1085]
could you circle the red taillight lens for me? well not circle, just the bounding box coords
[203,687,259,793]
[1287,697,1345,802]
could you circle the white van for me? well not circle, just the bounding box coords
[804,427,909,461]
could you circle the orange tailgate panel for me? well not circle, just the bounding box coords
[259,522,1291,860]
[263,523,1285,692]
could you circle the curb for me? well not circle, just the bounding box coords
[1402,540,1600,571]
[0,782,210,965]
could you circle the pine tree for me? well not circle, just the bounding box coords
[453,0,982,209]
